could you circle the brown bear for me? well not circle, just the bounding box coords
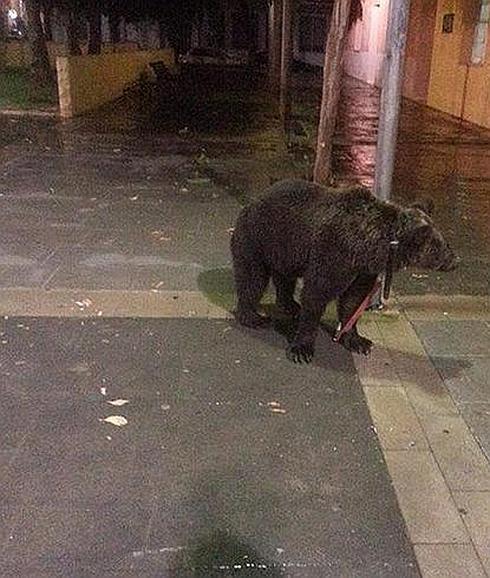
[231,179,456,363]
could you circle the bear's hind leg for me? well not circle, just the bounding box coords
[272,272,300,318]
[232,254,271,328]
[336,274,378,355]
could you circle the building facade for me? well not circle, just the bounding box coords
[344,0,490,128]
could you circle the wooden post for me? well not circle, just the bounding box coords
[269,0,283,92]
[313,0,352,185]
[87,1,102,55]
[25,0,52,82]
[280,0,293,129]
[373,0,411,201]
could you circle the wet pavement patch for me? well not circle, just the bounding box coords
[0,317,418,576]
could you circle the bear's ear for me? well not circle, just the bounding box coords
[397,208,432,240]
[411,198,434,217]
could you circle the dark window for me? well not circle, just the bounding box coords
[442,13,455,33]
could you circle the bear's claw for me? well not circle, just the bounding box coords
[339,333,373,355]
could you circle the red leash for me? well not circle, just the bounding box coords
[333,239,398,343]
[332,278,382,342]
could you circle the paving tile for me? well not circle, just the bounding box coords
[384,450,468,544]
[461,404,490,462]
[418,415,490,491]
[476,546,490,577]
[433,356,490,405]
[0,449,21,547]
[378,317,427,357]
[414,544,486,578]
[453,492,490,576]
[364,387,428,450]
[354,322,402,387]
[45,246,212,292]
[391,353,459,417]
[413,320,490,357]
[0,387,37,451]
[453,491,490,545]
[375,317,459,416]
[0,265,59,289]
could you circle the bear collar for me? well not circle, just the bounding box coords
[383,239,399,300]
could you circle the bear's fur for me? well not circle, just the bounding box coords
[231,179,456,363]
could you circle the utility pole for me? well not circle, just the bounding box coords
[371,0,411,308]
[373,0,412,201]
[279,0,293,130]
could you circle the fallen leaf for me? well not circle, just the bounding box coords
[107,399,129,406]
[101,415,128,427]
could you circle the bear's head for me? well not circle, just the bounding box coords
[396,203,457,272]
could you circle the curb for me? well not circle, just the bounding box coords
[0,108,58,118]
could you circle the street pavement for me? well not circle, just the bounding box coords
[0,68,489,576]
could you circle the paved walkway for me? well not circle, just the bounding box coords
[0,69,489,576]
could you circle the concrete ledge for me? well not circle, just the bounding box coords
[0,108,58,118]
[397,295,490,321]
[0,288,230,319]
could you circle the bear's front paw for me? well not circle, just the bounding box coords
[286,341,314,364]
[339,332,373,356]
[235,309,271,329]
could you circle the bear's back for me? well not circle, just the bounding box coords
[249,179,374,225]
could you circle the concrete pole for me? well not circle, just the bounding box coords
[279,0,293,129]
[373,0,411,202]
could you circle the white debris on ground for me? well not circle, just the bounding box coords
[107,399,129,407]
[101,415,128,427]
[268,401,287,414]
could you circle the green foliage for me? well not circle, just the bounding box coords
[0,69,56,110]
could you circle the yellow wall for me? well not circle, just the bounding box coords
[56,49,175,118]
[0,40,33,68]
[428,0,490,128]
[0,40,141,69]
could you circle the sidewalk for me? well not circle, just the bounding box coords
[0,70,489,576]
[356,300,490,577]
